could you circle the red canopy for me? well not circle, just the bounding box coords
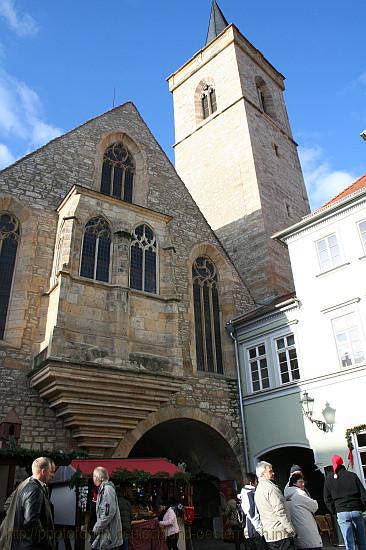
[71,457,182,478]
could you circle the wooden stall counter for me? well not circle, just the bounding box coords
[130,518,168,550]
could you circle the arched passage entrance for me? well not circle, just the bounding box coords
[259,445,326,512]
[128,417,242,531]
[129,418,241,480]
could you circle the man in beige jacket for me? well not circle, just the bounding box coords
[255,461,295,550]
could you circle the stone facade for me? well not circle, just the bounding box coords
[168,24,310,304]
[0,102,252,474]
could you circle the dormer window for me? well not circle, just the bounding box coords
[100,142,135,203]
[201,84,217,120]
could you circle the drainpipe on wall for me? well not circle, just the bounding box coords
[226,321,250,473]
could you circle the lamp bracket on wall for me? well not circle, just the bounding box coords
[300,391,336,433]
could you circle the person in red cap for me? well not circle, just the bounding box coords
[324,454,366,550]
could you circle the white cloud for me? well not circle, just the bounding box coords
[0,0,38,37]
[299,145,355,210]
[0,69,62,158]
[358,72,366,87]
[0,143,14,168]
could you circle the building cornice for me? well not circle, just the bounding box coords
[273,188,366,244]
[167,24,284,92]
[56,184,173,224]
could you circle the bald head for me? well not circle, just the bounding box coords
[32,457,55,483]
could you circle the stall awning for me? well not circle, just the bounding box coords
[71,458,182,478]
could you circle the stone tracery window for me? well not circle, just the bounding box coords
[100,142,135,203]
[201,83,217,120]
[80,217,111,282]
[192,256,223,374]
[130,224,157,294]
[0,213,20,340]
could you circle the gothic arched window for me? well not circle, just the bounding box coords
[201,83,217,120]
[0,213,20,340]
[192,256,223,374]
[80,217,111,282]
[100,142,135,203]
[130,224,157,294]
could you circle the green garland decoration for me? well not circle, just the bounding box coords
[345,424,366,451]
[173,471,191,483]
[0,436,87,472]
[113,468,152,484]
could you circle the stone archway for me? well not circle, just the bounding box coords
[113,405,243,481]
[259,445,326,512]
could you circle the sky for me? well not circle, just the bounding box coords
[0,0,365,210]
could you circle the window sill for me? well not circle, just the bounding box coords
[197,369,226,378]
[246,379,299,397]
[315,261,350,278]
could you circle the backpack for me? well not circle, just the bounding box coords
[236,504,246,528]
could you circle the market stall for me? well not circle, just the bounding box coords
[69,458,192,550]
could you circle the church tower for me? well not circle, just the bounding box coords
[168,0,310,303]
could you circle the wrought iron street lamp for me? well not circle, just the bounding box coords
[300,391,336,432]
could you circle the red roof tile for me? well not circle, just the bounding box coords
[321,174,366,208]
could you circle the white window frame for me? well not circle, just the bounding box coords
[315,232,343,273]
[353,431,366,487]
[331,311,365,369]
[247,343,270,393]
[274,333,300,386]
[357,219,366,255]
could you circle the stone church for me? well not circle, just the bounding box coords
[0,0,308,501]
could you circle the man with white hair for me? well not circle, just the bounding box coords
[255,461,295,550]
[92,466,123,550]
[0,456,56,550]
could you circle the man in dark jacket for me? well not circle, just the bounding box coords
[9,456,55,550]
[324,454,366,550]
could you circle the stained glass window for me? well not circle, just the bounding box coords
[0,213,20,340]
[80,217,111,282]
[192,256,223,374]
[100,142,135,203]
[130,225,157,293]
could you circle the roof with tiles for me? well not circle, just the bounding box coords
[321,173,366,209]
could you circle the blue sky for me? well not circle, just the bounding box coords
[0,0,365,210]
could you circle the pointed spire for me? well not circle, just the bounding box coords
[205,0,229,46]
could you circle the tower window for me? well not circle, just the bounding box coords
[130,224,157,294]
[0,213,20,340]
[201,84,217,120]
[255,76,276,119]
[80,217,111,282]
[192,256,223,374]
[100,142,135,203]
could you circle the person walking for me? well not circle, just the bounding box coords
[159,499,180,550]
[284,472,322,550]
[324,454,366,550]
[117,490,132,550]
[238,473,266,550]
[255,461,295,550]
[0,456,56,550]
[92,467,123,550]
